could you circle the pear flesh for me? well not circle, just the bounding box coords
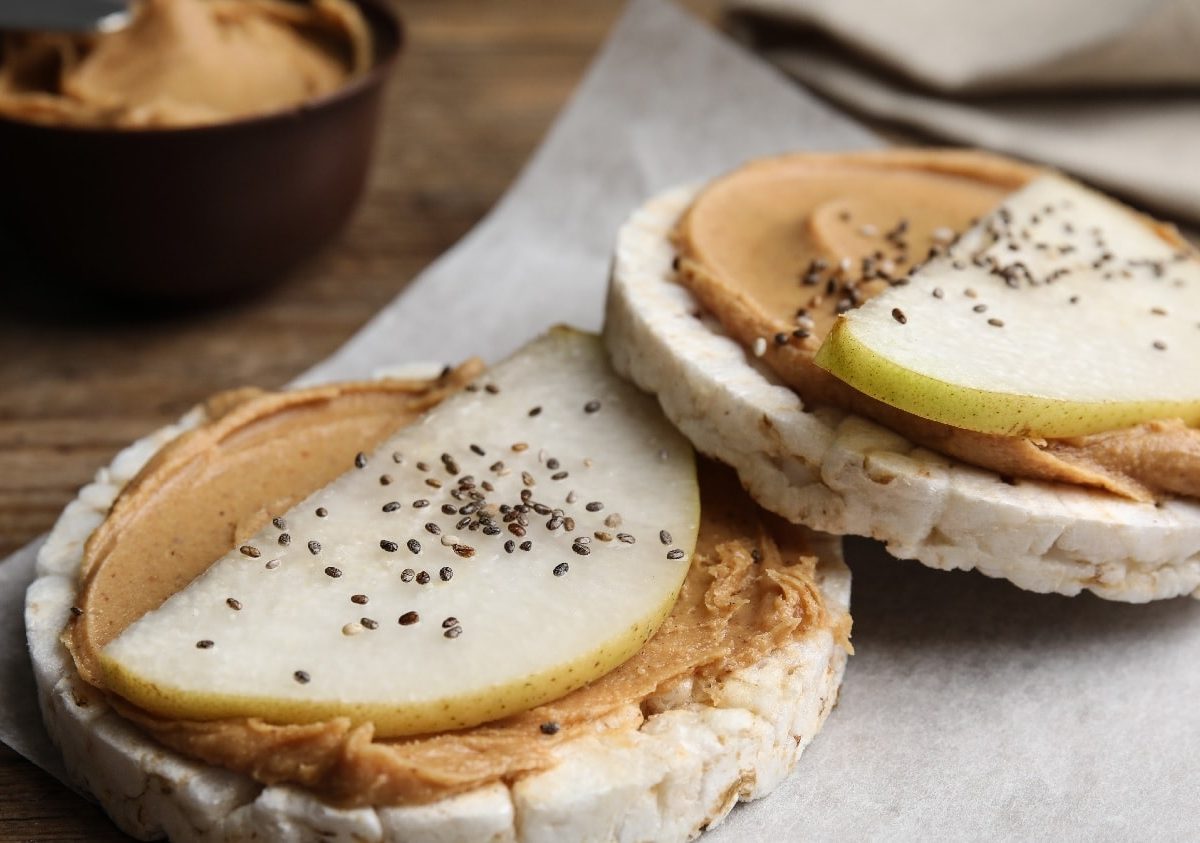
[100,330,699,737]
[815,175,1200,438]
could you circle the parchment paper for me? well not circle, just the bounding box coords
[3,0,1198,838]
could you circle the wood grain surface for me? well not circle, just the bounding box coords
[0,1,721,838]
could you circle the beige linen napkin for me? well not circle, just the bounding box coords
[730,0,1200,223]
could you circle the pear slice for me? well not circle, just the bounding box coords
[814,174,1200,438]
[100,329,698,737]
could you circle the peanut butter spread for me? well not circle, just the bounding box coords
[0,0,370,128]
[68,372,847,806]
[674,148,1200,502]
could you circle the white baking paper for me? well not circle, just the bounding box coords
[3,0,1199,838]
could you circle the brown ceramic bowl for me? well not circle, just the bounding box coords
[0,0,402,302]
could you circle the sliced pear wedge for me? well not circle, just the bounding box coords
[814,174,1200,438]
[100,329,699,737]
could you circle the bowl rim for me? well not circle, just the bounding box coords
[0,0,404,138]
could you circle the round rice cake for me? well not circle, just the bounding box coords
[26,368,851,843]
[604,186,1200,603]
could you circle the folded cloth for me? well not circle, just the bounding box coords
[729,0,1200,225]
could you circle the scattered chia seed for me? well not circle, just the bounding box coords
[988,318,1005,327]
[239,545,261,558]
[272,517,287,530]
[441,504,458,515]
[453,545,475,558]
[342,622,363,636]
[354,452,368,469]
[520,541,533,551]
[196,639,214,649]
[584,400,601,414]
[425,478,443,489]
[617,533,635,544]
[540,722,560,735]
[278,533,291,546]
[380,540,399,553]
[572,543,591,556]
[351,594,369,605]
[528,406,542,417]
[407,539,421,555]
[425,523,442,535]
[512,442,529,452]
[307,541,321,556]
[440,567,454,581]
[361,617,379,631]
[444,625,463,639]
[485,383,500,394]
[324,566,342,578]
[585,501,603,512]
[401,568,416,582]
[667,548,685,560]
[553,562,569,576]
[659,530,672,545]
[379,475,393,486]
[69,607,83,617]
[315,507,328,518]
[442,616,459,629]
[504,540,516,553]
[399,611,419,625]
[383,501,402,512]
[891,308,907,324]
[1154,340,1168,350]
[412,499,429,509]
[416,571,431,585]
[226,597,242,611]
[265,559,280,570]
[294,670,310,684]
[605,514,622,528]
[416,461,430,472]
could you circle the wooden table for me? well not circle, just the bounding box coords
[6,2,1196,840]
[0,1,720,837]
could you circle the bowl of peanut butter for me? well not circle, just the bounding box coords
[0,0,402,300]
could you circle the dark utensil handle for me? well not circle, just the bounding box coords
[0,0,130,33]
